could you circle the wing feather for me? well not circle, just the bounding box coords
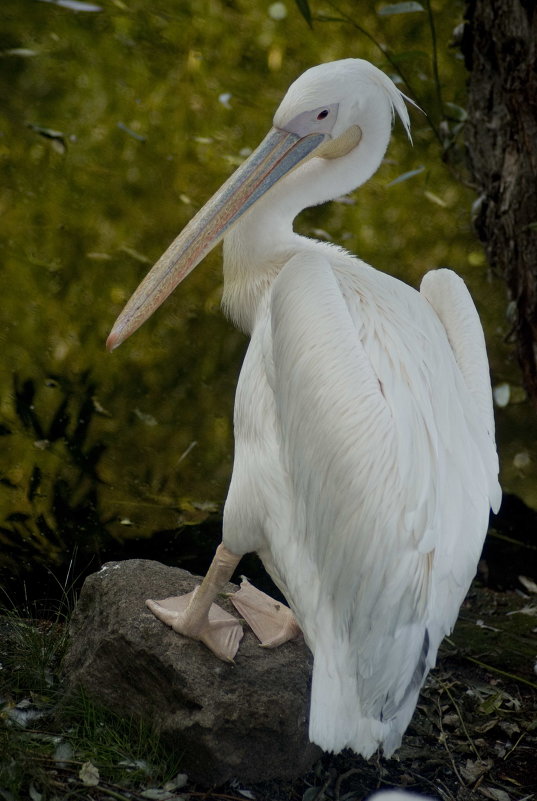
[262,249,499,755]
[420,268,501,511]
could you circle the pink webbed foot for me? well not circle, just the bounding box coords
[146,587,243,663]
[230,577,302,647]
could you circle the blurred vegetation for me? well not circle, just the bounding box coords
[0,0,535,596]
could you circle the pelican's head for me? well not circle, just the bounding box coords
[274,59,411,146]
[107,59,412,350]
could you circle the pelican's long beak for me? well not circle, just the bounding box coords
[106,127,326,350]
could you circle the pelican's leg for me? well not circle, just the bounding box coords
[230,577,302,647]
[146,543,243,662]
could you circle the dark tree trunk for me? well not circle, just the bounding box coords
[462,0,537,404]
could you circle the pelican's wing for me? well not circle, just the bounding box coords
[420,268,499,476]
[266,249,499,756]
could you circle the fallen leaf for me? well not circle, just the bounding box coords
[141,790,185,800]
[28,783,42,801]
[387,165,425,186]
[2,48,39,56]
[164,774,188,792]
[475,718,499,734]
[506,604,537,617]
[54,740,74,766]
[460,758,492,782]
[518,575,537,594]
[37,0,102,10]
[79,761,99,786]
[480,787,510,801]
[424,190,447,207]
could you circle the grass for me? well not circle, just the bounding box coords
[60,689,184,786]
[0,609,68,697]
[0,599,183,800]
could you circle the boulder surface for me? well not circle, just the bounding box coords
[63,559,320,785]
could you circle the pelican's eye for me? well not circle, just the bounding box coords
[280,103,339,137]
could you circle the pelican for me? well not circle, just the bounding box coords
[107,59,501,757]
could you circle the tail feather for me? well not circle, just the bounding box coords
[309,643,386,756]
[309,627,432,757]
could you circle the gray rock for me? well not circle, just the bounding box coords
[63,559,320,785]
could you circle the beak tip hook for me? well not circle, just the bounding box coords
[106,330,121,352]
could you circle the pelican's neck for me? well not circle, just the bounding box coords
[222,201,299,333]
[222,104,393,334]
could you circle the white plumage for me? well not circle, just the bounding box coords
[108,59,501,758]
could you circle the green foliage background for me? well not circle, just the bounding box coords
[0,0,534,584]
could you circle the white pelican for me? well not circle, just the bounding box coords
[107,59,501,758]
